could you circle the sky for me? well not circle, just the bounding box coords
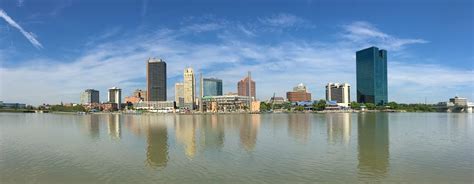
[0,0,473,105]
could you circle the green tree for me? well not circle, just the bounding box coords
[365,103,376,110]
[260,102,270,112]
[350,101,361,110]
[312,100,326,111]
[295,106,305,111]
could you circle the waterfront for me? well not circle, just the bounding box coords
[1,113,473,183]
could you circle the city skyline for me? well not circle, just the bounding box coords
[0,1,473,105]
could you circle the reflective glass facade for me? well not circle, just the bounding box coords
[356,47,388,105]
[203,78,223,97]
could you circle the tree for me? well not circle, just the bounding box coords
[350,101,361,110]
[295,106,305,111]
[365,103,376,110]
[260,102,270,112]
[313,100,326,111]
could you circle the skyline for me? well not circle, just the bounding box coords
[1,0,473,105]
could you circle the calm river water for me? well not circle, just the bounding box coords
[1,113,473,183]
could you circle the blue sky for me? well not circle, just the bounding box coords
[0,0,473,105]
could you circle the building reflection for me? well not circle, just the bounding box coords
[200,115,225,150]
[239,114,260,151]
[357,113,390,178]
[288,113,311,143]
[175,115,197,159]
[83,114,100,139]
[145,115,169,168]
[326,113,351,145]
[107,114,121,140]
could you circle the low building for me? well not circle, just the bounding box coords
[125,89,147,104]
[326,83,351,107]
[202,95,252,112]
[251,101,261,113]
[287,83,312,102]
[1,102,27,109]
[101,102,118,112]
[268,97,285,105]
[135,101,175,112]
[450,96,468,106]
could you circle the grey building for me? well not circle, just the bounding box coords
[80,89,100,104]
[203,78,223,97]
[356,46,388,105]
[147,58,167,101]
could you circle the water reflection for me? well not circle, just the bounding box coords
[200,115,225,150]
[107,114,121,140]
[240,114,260,151]
[175,115,197,158]
[145,115,169,168]
[357,113,390,179]
[326,113,351,145]
[83,114,100,139]
[288,113,311,143]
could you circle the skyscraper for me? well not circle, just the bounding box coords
[183,67,195,109]
[237,75,256,99]
[356,46,388,105]
[326,83,351,107]
[203,78,223,97]
[147,58,167,101]
[174,82,184,108]
[80,89,99,104]
[108,87,122,109]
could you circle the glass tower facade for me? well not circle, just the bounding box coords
[356,47,388,105]
[147,58,167,101]
[203,78,223,97]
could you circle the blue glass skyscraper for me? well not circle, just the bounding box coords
[356,46,388,105]
[203,78,223,97]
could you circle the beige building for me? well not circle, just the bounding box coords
[175,83,184,108]
[183,67,195,109]
[326,83,351,107]
[108,87,122,110]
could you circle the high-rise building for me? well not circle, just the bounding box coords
[202,78,223,97]
[326,83,351,107]
[108,87,122,110]
[237,75,256,99]
[286,83,311,102]
[147,58,167,101]
[183,67,195,109]
[356,46,388,105]
[175,83,184,108]
[80,89,99,104]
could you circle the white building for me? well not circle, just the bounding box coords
[108,87,122,110]
[326,83,351,107]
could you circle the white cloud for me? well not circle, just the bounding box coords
[0,9,43,49]
[342,21,428,50]
[0,17,472,105]
[258,13,308,27]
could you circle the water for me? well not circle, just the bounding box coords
[1,113,473,183]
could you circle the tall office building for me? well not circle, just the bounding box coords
[108,87,122,109]
[237,74,256,99]
[287,83,311,102]
[175,82,184,108]
[80,89,99,104]
[147,58,167,101]
[183,67,195,109]
[356,46,388,105]
[203,78,223,97]
[326,83,351,107]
